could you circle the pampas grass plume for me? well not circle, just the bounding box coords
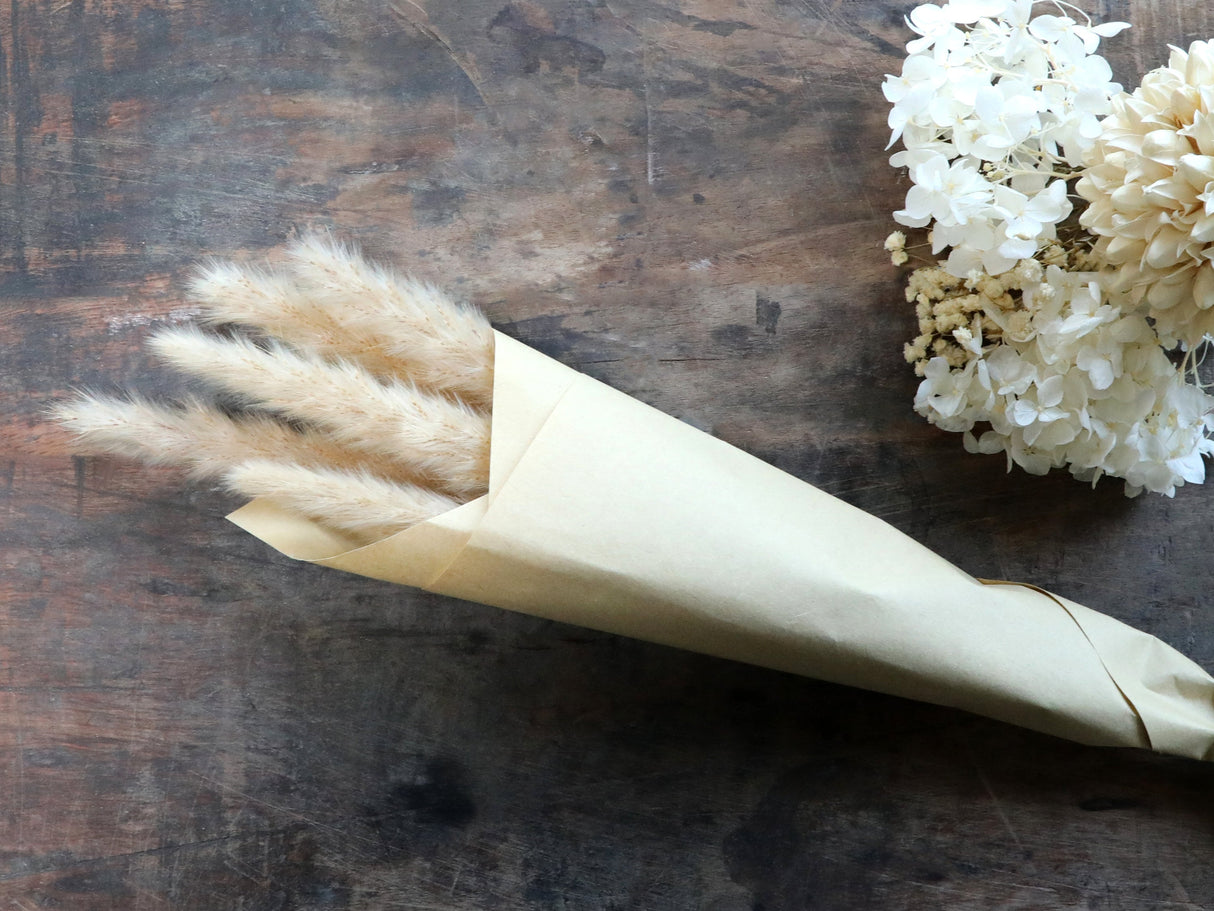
[147,327,490,499]
[52,395,425,484]
[189,236,495,408]
[57,235,497,540]
[224,460,461,544]
[285,234,495,408]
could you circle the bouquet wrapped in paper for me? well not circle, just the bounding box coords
[59,238,1214,762]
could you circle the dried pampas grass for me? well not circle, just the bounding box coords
[147,328,489,498]
[190,235,495,407]
[223,461,462,543]
[56,235,494,545]
[52,395,418,483]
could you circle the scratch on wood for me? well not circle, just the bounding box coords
[642,38,657,186]
[72,454,86,517]
[188,771,380,847]
[388,1,490,108]
[971,758,1027,858]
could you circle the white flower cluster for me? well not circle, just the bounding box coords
[1078,40,1214,348]
[884,0,1127,276]
[913,262,1214,496]
[887,2,1214,496]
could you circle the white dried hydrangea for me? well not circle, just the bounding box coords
[886,3,1214,496]
[1077,41,1214,348]
[911,262,1214,496]
[884,0,1127,277]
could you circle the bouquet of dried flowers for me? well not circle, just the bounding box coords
[886,0,1214,496]
[57,236,1214,761]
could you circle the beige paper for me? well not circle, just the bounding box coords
[230,332,1214,760]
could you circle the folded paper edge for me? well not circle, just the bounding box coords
[980,579,1153,751]
[226,330,583,584]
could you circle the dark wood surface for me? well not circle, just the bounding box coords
[4,0,1214,907]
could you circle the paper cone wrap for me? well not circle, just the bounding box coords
[229,333,1214,760]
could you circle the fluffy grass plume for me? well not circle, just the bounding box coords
[190,235,494,408]
[188,261,421,385]
[224,460,461,544]
[57,236,497,541]
[148,327,490,499]
[285,234,495,408]
[52,395,423,484]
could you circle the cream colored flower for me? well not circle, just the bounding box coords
[1077,40,1214,347]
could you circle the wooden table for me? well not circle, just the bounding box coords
[4,0,1214,907]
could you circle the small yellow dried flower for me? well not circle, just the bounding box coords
[885,231,909,266]
[896,250,1106,375]
[902,262,1021,373]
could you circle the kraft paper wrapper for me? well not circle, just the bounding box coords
[230,332,1214,760]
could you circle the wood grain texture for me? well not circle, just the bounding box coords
[4,0,1214,907]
